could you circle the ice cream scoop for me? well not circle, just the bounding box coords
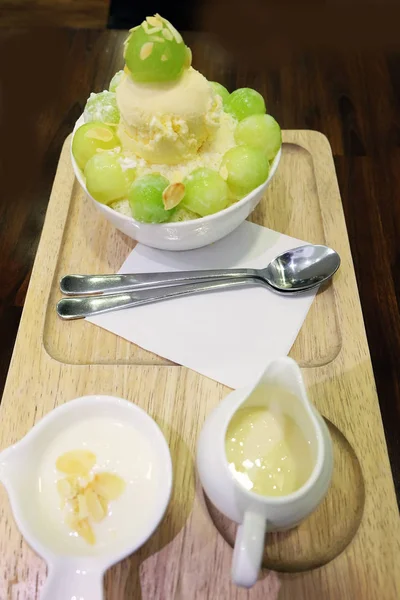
[117,67,221,164]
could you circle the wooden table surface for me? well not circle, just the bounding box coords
[0,25,399,511]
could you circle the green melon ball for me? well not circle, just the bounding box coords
[221,145,270,198]
[124,15,191,83]
[128,173,175,223]
[209,81,230,106]
[181,168,230,216]
[109,70,124,92]
[84,153,136,205]
[235,114,282,162]
[84,91,120,125]
[224,88,266,121]
[72,122,121,171]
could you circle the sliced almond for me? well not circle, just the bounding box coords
[85,488,106,522]
[92,472,126,501]
[57,478,73,499]
[164,20,183,44]
[184,47,192,69]
[84,128,113,143]
[56,450,96,476]
[162,28,173,41]
[147,15,162,27]
[69,496,79,514]
[219,165,229,181]
[149,35,164,43]
[140,42,154,61]
[98,495,109,516]
[76,519,96,545]
[146,26,163,35]
[64,495,79,526]
[64,510,79,530]
[69,476,81,496]
[161,54,168,62]
[57,476,80,499]
[78,493,89,519]
[142,20,162,35]
[162,183,185,210]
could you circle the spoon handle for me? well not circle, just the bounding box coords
[60,268,257,296]
[57,278,261,320]
[41,562,104,600]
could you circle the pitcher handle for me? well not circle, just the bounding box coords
[231,511,267,588]
[41,560,104,600]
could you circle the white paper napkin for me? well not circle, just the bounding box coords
[88,221,316,388]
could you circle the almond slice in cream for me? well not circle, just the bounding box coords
[85,487,107,522]
[76,519,96,545]
[56,450,96,476]
[92,472,126,501]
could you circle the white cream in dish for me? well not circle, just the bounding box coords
[38,416,160,554]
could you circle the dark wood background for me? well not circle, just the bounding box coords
[0,3,399,503]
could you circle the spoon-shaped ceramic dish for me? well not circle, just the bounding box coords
[0,395,172,600]
[57,245,340,320]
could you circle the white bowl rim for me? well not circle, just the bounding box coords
[71,114,282,228]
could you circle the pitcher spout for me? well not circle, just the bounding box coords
[260,357,311,405]
[240,357,315,415]
[239,357,328,474]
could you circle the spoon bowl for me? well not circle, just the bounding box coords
[264,245,340,291]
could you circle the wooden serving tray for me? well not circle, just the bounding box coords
[1,131,399,599]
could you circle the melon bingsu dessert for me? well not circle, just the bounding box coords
[72,14,282,223]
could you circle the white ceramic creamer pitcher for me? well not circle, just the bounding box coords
[197,357,333,588]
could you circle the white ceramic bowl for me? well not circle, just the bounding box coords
[71,117,281,251]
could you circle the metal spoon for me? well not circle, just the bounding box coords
[57,245,340,320]
[60,245,340,295]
